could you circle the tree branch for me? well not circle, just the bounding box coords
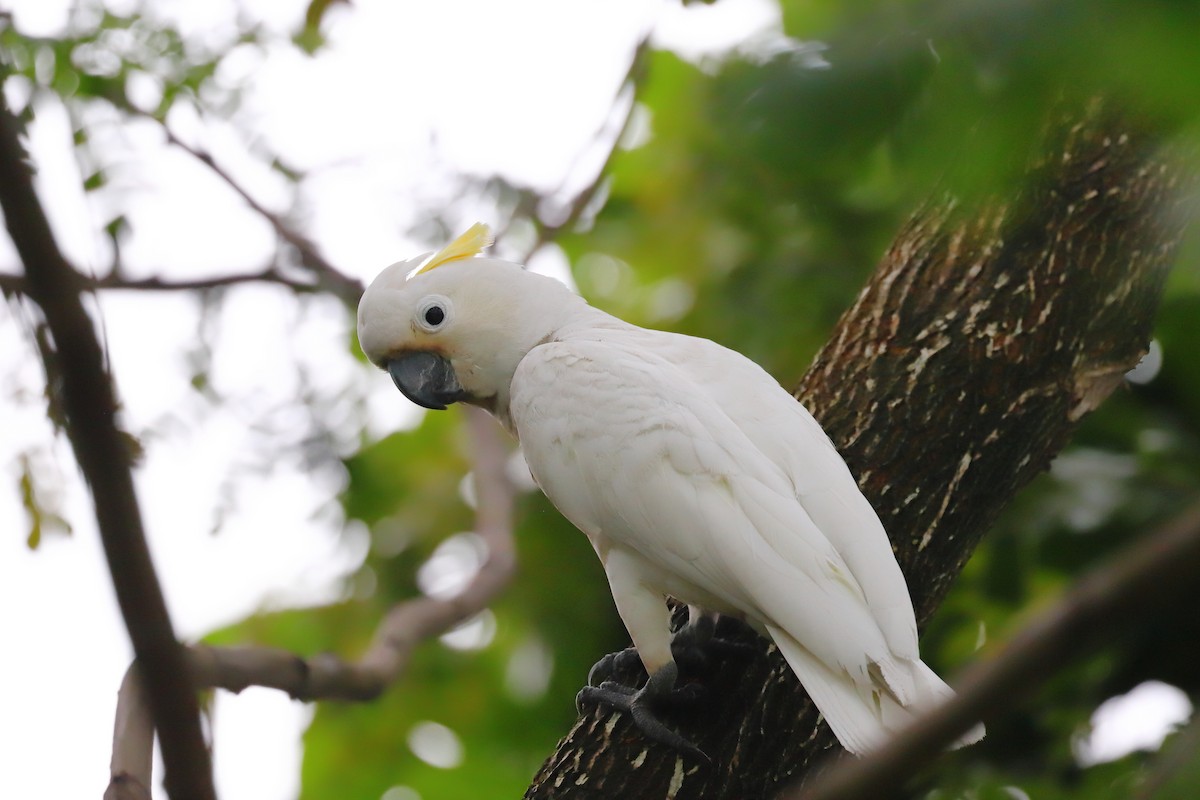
[106,665,155,800]
[0,93,216,800]
[1,266,327,295]
[532,36,650,243]
[797,500,1200,800]
[104,406,518,796]
[118,104,364,305]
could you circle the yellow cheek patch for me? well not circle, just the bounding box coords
[412,222,494,277]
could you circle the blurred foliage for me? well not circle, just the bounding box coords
[5,0,1200,798]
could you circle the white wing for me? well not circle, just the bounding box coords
[550,324,921,661]
[509,336,896,684]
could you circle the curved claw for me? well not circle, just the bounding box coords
[576,662,709,762]
[575,686,593,715]
[585,652,617,688]
[576,614,754,757]
[576,677,638,713]
[586,646,644,687]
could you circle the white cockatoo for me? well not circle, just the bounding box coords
[357,223,983,756]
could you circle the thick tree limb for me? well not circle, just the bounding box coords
[798,499,1200,800]
[0,97,216,800]
[525,104,1185,798]
[104,407,518,796]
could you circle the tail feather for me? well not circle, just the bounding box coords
[912,658,986,748]
[874,655,917,706]
[766,625,985,755]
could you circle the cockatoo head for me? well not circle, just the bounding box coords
[357,223,584,414]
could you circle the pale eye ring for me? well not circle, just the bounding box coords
[416,295,452,332]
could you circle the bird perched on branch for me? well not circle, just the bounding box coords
[357,223,983,757]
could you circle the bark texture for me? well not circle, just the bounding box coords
[525,103,1185,799]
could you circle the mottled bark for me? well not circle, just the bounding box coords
[526,103,1185,799]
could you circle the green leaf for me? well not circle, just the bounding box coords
[83,169,106,192]
[18,454,70,549]
[20,459,42,551]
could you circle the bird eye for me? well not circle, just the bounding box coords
[416,295,452,332]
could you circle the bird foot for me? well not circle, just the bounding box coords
[576,662,709,761]
[585,646,645,688]
[585,613,757,690]
[671,614,759,676]
[576,614,758,760]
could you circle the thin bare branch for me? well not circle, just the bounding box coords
[341,405,517,689]
[105,666,154,800]
[546,37,649,235]
[0,94,216,800]
[2,266,325,295]
[796,500,1200,800]
[117,103,364,305]
[507,35,650,254]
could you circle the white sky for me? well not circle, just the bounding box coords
[0,1,1189,799]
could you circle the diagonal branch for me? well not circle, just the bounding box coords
[119,103,364,305]
[494,35,650,255]
[796,500,1200,800]
[535,36,650,241]
[0,93,216,800]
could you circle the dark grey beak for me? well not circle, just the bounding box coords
[386,352,465,410]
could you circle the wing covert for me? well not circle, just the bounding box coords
[509,337,896,676]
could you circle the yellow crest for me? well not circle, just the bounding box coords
[412,222,494,277]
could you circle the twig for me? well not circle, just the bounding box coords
[118,103,364,305]
[105,406,518,795]
[507,35,650,253]
[545,36,649,236]
[0,93,216,799]
[795,500,1200,800]
[2,266,325,295]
